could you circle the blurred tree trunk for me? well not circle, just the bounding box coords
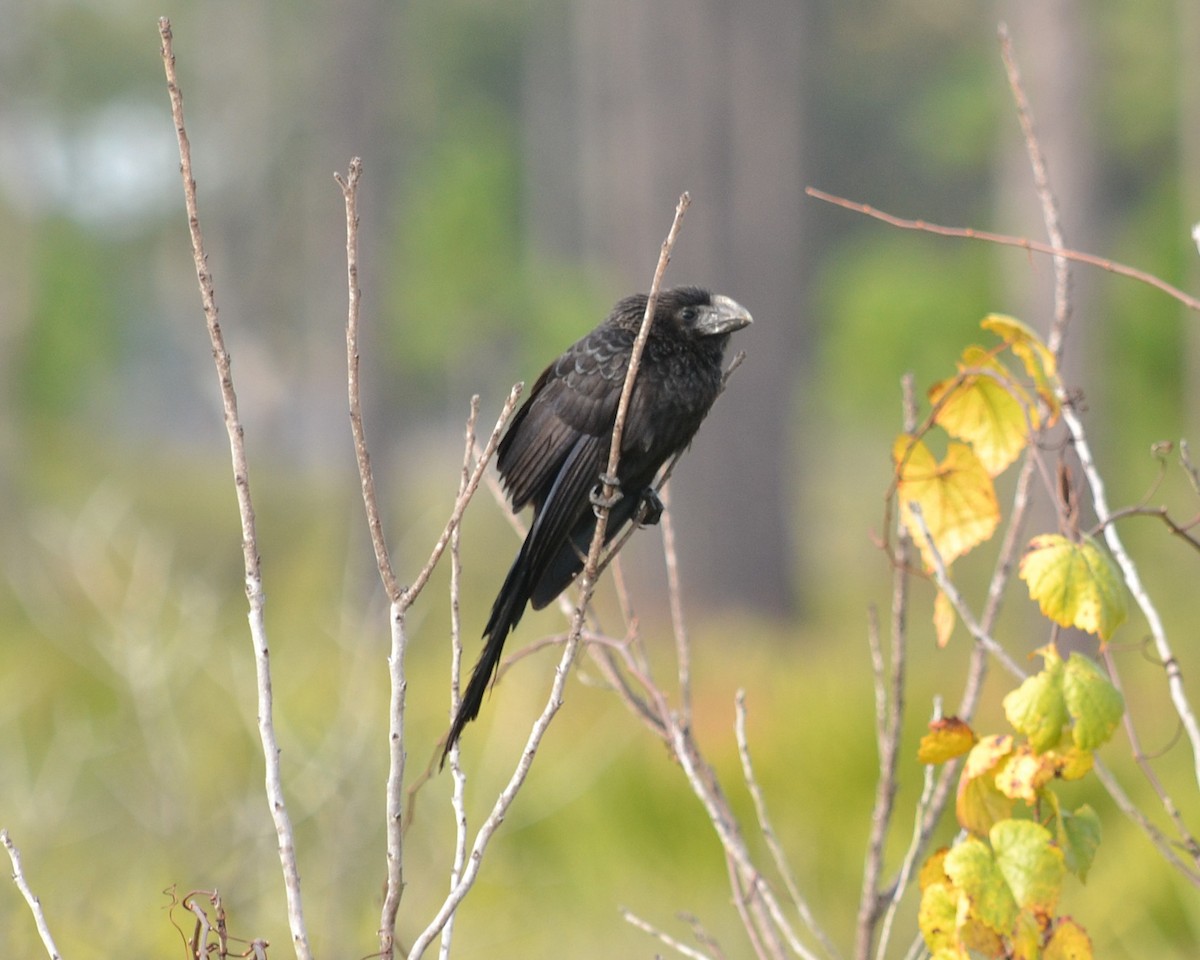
[523,0,811,617]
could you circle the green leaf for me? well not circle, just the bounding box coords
[1059,804,1102,882]
[945,836,1019,934]
[1019,535,1128,640]
[1062,653,1125,750]
[990,819,1066,915]
[1003,651,1069,752]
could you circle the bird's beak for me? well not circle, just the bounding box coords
[697,295,753,336]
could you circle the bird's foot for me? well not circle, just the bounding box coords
[636,488,664,527]
[590,474,623,516]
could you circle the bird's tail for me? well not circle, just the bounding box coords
[441,550,532,766]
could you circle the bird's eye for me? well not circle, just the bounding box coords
[680,306,699,323]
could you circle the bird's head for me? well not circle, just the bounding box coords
[653,287,753,339]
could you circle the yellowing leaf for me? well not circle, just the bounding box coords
[1045,742,1094,781]
[1045,918,1094,959]
[918,882,960,956]
[958,736,1016,835]
[920,717,978,764]
[895,437,1001,569]
[994,744,1057,804]
[929,346,1035,475]
[981,313,1061,419]
[990,819,1065,915]
[1003,652,1069,753]
[944,837,1019,935]
[1019,535,1128,640]
[1062,653,1125,750]
[920,848,951,891]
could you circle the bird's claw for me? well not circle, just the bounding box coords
[637,488,664,527]
[590,476,623,516]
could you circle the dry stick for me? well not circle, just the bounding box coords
[621,909,716,960]
[336,158,405,957]
[998,23,1072,358]
[856,376,916,960]
[735,694,840,960]
[1,831,61,960]
[907,506,1027,683]
[406,193,692,960]
[441,401,480,960]
[804,187,1200,315]
[158,20,311,960]
[659,485,693,726]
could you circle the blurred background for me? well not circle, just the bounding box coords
[2,0,1200,957]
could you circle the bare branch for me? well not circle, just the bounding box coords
[158,19,310,959]
[997,22,1072,358]
[337,157,399,603]
[905,505,1027,683]
[2,831,61,960]
[805,186,1200,313]
[622,908,717,960]
[736,694,840,959]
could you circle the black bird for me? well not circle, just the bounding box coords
[445,286,752,760]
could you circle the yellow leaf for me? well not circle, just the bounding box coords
[994,744,1057,804]
[957,736,1015,835]
[896,437,1001,569]
[1045,918,1094,960]
[929,346,1035,475]
[920,717,978,764]
[920,848,951,891]
[981,313,1061,419]
[1018,535,1128,641]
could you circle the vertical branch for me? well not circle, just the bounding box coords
[440,398,480,960]
[2,831,62,960]
[658,484,693,724]
[334,159,407,956]
[158,20,311,960]
[855,375,916,960]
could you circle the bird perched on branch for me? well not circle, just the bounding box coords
[444,286,752,762]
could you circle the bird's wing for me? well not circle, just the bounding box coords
[498,325,632,510]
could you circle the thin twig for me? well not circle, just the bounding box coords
[874,751,938,960]
[621,909,716,960]
[905,505,1026,682]
[2,831,61,960]
[158,19,310,959]
[805,186,1200,314]
[659,485,693,726]
[998,22,1072,359]
[337,158,399,603]
[735,693,840,959]
[441,400,480,960]
[856,376,916,959]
